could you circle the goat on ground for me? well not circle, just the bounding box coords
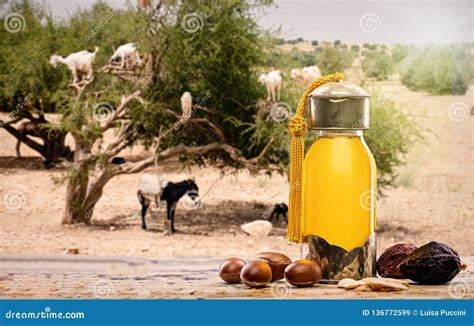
[50,47,99,84]
[268,203,288,223]
[258,70,282,102]
[137,174,202,234]
[110,43,141,69]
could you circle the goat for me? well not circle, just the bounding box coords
[50,47,99,84]
[137,174,201,234]
[258,70,282,102]
[291,65,321,85]
[180,91,193,119]
[268,203,288,223]
[110,43,141,69]
[290,68,301,79]
[15,116,46,159]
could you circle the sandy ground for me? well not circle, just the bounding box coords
[0,78,473,259]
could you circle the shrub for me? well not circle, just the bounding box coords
[315,47,354,75]
[351,45,360,52]
[365,91,424,190]
[392,44,413,64]
[400,45,471,95]
[311,40,319,46]
[362,51,394,80]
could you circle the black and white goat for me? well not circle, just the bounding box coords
[268,203,288,223]
[137,174,201,234]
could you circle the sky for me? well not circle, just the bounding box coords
[11,0,474,44]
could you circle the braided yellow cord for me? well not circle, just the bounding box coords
[287,72,345,243]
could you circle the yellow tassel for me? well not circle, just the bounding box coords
[287,73,345,243]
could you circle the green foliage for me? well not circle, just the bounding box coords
[399,45,472,95]
[365,91,424,190]
[362,51,394,80]
[392,44,413,64]
[334,40,341,47]
[315,47,354,75]
[351,45,360,52]
[275,38,285,45]
[264,47,317,68]
[311,40,318,46]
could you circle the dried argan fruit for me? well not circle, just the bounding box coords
[376,243,417,278]
[398,241,461,285]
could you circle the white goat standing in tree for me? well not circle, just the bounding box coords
[180,91,193,119]
[110,43,141,69]
[49,47,99,84]
[258,70,282,102]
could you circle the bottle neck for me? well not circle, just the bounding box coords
[316,130,363,138]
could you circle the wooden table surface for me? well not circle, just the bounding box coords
[0,255,472,299]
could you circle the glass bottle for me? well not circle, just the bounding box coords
[301,81,377,283]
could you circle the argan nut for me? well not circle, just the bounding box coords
[253,252,292,281]
[376,243,417,278]
[240,260,272,288]
[219,258,246,283]
[284,259,322,287]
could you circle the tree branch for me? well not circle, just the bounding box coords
[101,90,141,132]
[1,123,46,156]
[115,142,281,176]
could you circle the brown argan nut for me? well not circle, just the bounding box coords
[219,258,246,283]
[284,259,322,287]
[240,260,272,288]
[376,243,417,278]
[253,252,292,281]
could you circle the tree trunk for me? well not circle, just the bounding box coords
[62,175,89,224]
[62,137,90,224]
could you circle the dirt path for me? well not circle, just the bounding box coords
[0,79,473,259]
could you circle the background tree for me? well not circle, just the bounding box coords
[362,51,394,81]
[1,0,283,224]
[315,47,354,75]
[399,44,472,95]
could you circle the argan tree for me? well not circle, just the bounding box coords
[1,0,286,224]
